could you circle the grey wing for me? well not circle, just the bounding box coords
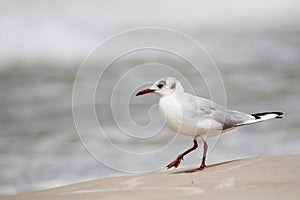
[182,94,226,125]
[191,95,254,130]
[222,110,255,130]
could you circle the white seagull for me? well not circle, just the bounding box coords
[136,77,283,172]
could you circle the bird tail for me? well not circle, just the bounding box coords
[236,111,283,126]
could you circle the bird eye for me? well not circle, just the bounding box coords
[157,83,163,89]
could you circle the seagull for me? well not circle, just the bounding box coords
[136,77,283,172]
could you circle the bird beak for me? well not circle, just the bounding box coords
[136,88,155,96]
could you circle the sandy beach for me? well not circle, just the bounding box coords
[2,154,299,200]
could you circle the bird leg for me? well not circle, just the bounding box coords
[186,140,208,172]
[167,139,198,169]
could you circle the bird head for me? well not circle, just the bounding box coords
[136,77,184,97]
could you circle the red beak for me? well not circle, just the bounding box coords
[136,88,155,96]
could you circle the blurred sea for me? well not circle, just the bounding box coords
[0,0,300,194]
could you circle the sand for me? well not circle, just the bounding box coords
[3,154,300,200]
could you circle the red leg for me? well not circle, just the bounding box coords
[199,141,208,170]
[186,141,208,172]
[167,140,198,169]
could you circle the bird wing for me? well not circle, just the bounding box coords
[179,92,254,131]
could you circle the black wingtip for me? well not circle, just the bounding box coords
[275,112,284,119]
[251,111,283,119]
[274,112,283,119]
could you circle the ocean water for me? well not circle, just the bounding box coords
[1,0,300,194]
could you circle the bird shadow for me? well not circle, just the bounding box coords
[169,159,239,174]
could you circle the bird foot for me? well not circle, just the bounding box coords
[185,164,206,173]
[166,157,183,169]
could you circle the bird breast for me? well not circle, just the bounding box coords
[159,95,182,128]
[158,94,196,135]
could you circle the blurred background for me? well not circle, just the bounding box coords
[1,0,300,194]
